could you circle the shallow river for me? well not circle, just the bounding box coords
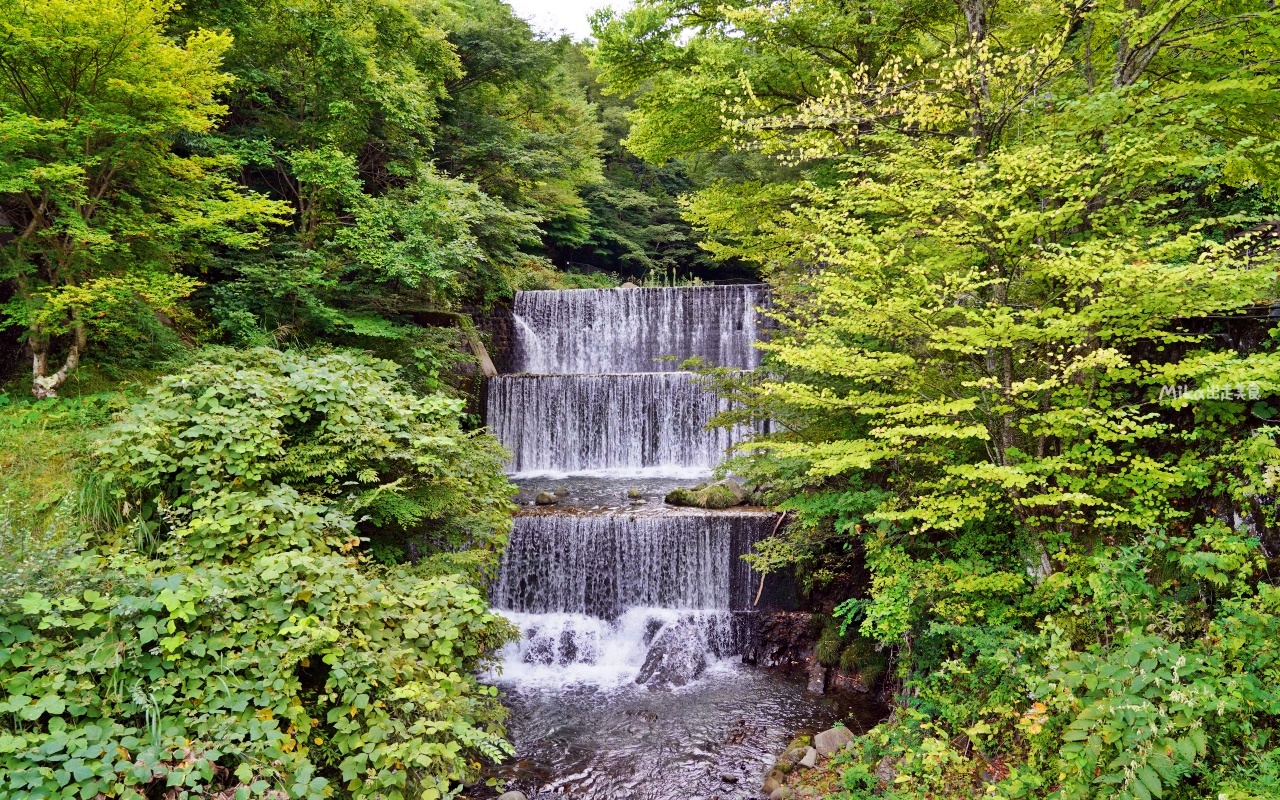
[473,663,883,800]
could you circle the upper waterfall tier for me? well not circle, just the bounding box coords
[510,284,767,374]
[487,372,764,477]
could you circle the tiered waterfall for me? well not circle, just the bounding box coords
[486,284,773,687]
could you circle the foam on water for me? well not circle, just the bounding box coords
[488,608,739,690]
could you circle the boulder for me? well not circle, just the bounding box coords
[663,478,746,509]
[663,487,701,506]
[534,492,558,505]
[744,481,774,505]
[553,486,570,496]
[814,725,855,757]
[778,736,811,766]
[627,487,643,499]
[703,479,746,508]
[762,771,784,795]
[635,619,708,687]
[874,755,898,786]
[770,788,795,800]
[620,281,639,288]
[798,747,817,769]
[497,793,527,800]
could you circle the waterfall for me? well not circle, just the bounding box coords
[487,373,762,476]
[487,284,770,688]
[493,513,771,618]
[510,284,767,374]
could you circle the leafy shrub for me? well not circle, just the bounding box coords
[0,348,517,799]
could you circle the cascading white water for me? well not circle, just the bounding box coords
[493,513,769,618]
[487,373,762,477]
[494,608,741,689]
[487,284,771,689]
[510,284,767,374]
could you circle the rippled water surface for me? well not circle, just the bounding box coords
[473,666,883,800]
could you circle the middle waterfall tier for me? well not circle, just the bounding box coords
[487,372,764,477]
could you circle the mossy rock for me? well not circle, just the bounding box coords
[664,479,746,509]
[664,487,701,506]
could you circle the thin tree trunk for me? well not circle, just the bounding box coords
[31,323,86,399]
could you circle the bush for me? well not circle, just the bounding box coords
[0,348,517,799]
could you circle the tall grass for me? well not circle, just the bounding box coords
[0,392,127,600]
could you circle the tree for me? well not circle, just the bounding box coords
[432,0,603,252]
[0,0,286,397]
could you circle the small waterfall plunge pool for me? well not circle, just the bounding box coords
[475,659,883,800]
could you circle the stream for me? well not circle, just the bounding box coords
[483,665,883,800]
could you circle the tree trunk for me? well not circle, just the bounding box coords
[31,323,86,399]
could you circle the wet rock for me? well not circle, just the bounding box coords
[705,479,746,508]
[498,793,527,800]
[534,492,558,505]
[741,612,821,668]
[778,736,811,766]
[806,658,827,694]
[723,719,763,745]
[814,725,855,757]
[745,481,774,505]
[798,747,817,769]
[720,774,739,784]
[828,668,873,694]
[770,788,795,800]
[627,487,643,499]
[635,620,708,686]
[762,770,784,795]
[553,486,570,496]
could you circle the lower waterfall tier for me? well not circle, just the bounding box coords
[485,372,764,476]
[491,512,769,618]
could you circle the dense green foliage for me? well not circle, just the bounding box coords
[0,349,515,799]
[0,0,287,397]
[598,0,1280,797]
[0,0,715,398]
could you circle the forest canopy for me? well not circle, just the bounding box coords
[0,0,718,399]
